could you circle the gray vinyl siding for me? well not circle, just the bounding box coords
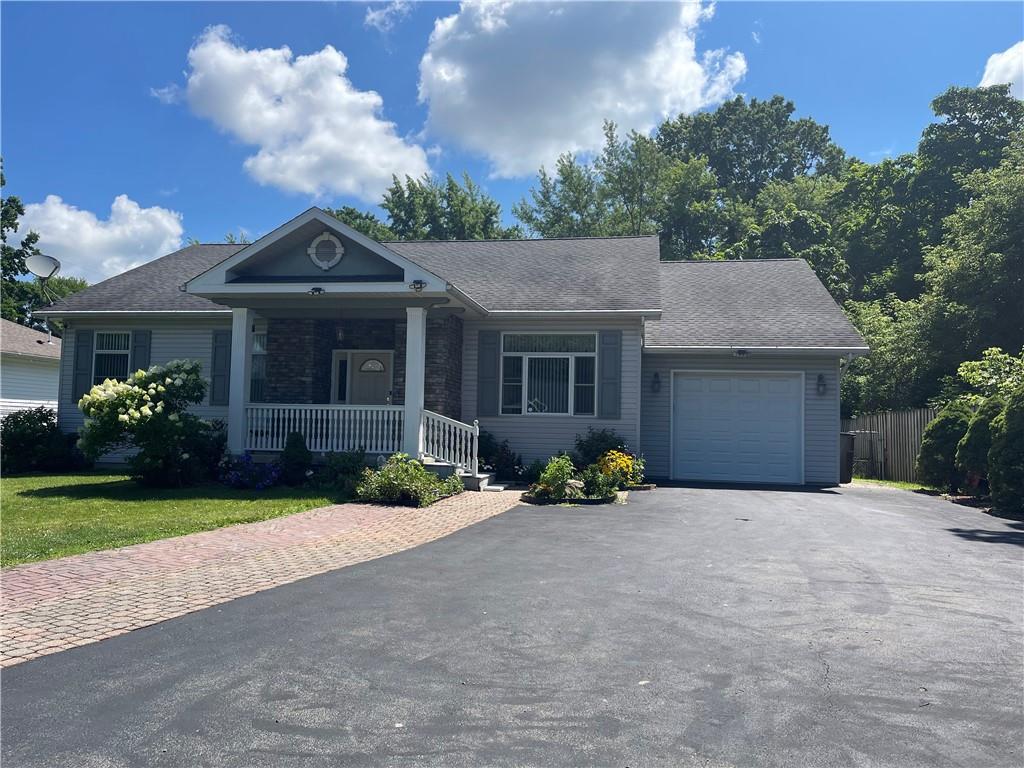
[58,320,232,460]
[639,353,842,485]
[0,354,60,416]
[462,318,642,463]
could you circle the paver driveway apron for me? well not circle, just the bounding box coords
[0,491,522,666]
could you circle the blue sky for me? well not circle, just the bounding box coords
[2,1,1021,282]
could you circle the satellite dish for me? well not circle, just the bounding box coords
[26,253,61,280]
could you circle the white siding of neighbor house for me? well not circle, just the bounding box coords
[462,318,643,463]
[639,353,842,485]
[58,320,232,459]
[0,354,60,416]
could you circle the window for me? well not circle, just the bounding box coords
[334,354,349,403]
[250,332,267,402]
[359,358,385,373]
[93,332,130,385]
[500,333,596,416]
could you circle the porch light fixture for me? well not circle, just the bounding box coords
[307,286,325,296]
[733,348,749,358]
[651,371,661,393]
[816,373,827,396]
[408,279,427,293]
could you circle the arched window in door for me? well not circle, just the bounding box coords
[359,358,386,373]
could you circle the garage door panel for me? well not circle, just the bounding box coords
[672,372,803,484]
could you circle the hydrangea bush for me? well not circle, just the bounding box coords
[78,360,224,487]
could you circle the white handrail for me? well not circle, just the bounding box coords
[245,404,404,454]
[421,409,479,475]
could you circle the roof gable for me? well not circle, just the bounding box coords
[186,208,447,296]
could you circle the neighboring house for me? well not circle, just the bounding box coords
[0,318,62,418]
[38,207,867,486]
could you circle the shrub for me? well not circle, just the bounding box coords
[916,401,973,492]
[356,453,464,507]
[78,360,223,487]
[522,459,546,485]
[581,464,618,498]
[478,430,524,481]
[989,386,1024,514]
[529,455,582,501]
[315,449,367,497]
[0,407,83,474]
[573,427,626,467]
[220,453,281,490]
[280,431,313,486]
[955,395,1004,487]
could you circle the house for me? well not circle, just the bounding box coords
[0,318,62,418]
[38,207,867,486]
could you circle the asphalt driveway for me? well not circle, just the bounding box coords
[3,484,1022,767]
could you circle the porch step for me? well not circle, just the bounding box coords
[421,458,497,492]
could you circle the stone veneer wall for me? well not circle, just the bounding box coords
[264,314,462,414]
[424,315,463,418]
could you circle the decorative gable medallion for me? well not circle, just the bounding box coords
[307,232,345,271]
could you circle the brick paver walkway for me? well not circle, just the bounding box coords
[0,491,521,667]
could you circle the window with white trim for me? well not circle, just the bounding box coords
[500,333,596,415]
[93,331,131,384]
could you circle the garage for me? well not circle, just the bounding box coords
[671,372,804,484]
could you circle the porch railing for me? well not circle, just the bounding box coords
[421,409,479,475]
[245,404,404,454]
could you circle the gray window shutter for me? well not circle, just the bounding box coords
[210,329,232,406]
[598,330,622,420]
[477,330,499,417]
[72,329,95,401]
[130,330,151,373]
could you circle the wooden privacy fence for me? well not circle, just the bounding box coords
[841,407,938,482]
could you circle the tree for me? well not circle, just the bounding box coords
[382,173,520,241]
[1,161,40,322]
[917,138,1024,368]
[915,85,1024,238]
[223,231,251,245]
[916,400,973,492]
[513,154,609,238]
[658,156,730,260]
[23,275,89,332]
[656,95,846,202]
[327,206,395,241]
[989,385,1024,513]
[596,122,673,236]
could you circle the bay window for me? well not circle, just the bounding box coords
[500,333,596,415]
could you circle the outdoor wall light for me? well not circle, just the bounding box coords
[733,348,749,358]
[409,279,427,292]
[651,371,661,393]
[307,286,325,296]
[816,373,827,396]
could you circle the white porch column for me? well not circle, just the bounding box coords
[227,307,253,454]
[403,306,427,457]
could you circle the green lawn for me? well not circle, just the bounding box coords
[0,473,336,567]
[852,477,938,492]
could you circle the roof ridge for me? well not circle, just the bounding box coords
[384,234,659,244]
[659,258,804,264]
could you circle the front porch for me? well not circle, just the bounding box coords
[226,307,479,474]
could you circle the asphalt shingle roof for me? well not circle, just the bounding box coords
[41,245,242,313]
[385,236,662,312]
[0,318,62,359]
[646,259,867,350]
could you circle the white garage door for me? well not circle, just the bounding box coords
[672,372,804,484]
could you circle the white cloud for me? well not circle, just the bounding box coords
[149,84,183,105]
[418,0,747,177]
[183,25,429,202]
[980,40,1024,99]
[19,195,184,282]
[365,1,411,33]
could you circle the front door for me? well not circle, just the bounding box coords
[348,351,394,405]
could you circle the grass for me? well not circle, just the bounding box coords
[852,476,938,492]
[0,473,336,567]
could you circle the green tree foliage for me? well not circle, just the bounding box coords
[382,173,521,241]
[327,205,396,241]
[658,156,731,260]
[596,122,673,236]
[513,153,609,238]
[1,162,40,322]
[988,386,1024,513]
[916,400,973,492]
[656,95,846,202]
[955,394,1004,481]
